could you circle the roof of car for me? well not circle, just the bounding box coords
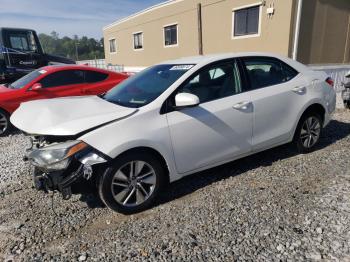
[161,52,310,72]
[162,52,282,64]
[39,64,123,75]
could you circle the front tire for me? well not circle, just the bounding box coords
[98,152,166,214]
[0,109,11,136]
[294,113,322,153]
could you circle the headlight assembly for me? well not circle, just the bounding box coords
[28,141,88,171]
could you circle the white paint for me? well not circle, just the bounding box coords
[12,52,336,183]
[10,96,137,136]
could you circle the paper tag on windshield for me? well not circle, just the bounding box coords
[169,65,193,71]
[39,70,47,74]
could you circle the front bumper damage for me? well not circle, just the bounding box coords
[25,136,108,200]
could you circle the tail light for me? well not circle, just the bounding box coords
[325,77,334,88]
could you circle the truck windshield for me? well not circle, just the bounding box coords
[9,31,38,52]
[10,69,45,89]
[103,64,194,108]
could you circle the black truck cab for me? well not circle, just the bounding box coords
[0,28,75,82]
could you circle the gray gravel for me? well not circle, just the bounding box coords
[1,110,350,261]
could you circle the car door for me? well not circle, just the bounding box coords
[240,56,309,151]
[166,60,253,174]
[37,69,87,98]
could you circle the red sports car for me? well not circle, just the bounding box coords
[0,65,128,135]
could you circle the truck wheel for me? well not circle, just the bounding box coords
[0,109,11,136]
[98,152,166,214]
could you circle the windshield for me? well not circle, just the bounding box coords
[103,64,194,108]
[10,69,46,89]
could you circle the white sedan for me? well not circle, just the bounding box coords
[11,53,336,214]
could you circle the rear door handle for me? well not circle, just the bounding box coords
[292,86,306,94]
[233,101,251,110]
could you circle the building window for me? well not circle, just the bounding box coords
[133,32,143,50]
[164,24,178,46]
[233,5,260,37]
[109,39,116,53]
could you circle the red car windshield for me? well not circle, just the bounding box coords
[10,69,46,89]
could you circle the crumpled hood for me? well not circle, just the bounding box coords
[10,96,137,136]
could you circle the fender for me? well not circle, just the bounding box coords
[290,99,327,142]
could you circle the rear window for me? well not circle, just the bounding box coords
[242,57,298,89]
[85,70,109,83]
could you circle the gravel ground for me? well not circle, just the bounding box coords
[1,109,350,261]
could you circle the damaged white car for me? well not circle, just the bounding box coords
[11,53,336,214]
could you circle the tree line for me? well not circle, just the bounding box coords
[38,31,105,61]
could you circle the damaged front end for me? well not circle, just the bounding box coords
[25,135,109,200]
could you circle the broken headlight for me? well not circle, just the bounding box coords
[28,140,88,171]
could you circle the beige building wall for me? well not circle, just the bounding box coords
[201,0,295,56]
[103,0,350,67]
[298,0,350,64]
[103,0,296,67]
[103,0,199,67]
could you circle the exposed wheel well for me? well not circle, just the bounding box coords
[115,147,170,184]
[0,107,10,115]
[301,104,326,124]
[293,103,326,140]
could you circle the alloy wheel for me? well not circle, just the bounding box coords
[111,160,156,207]
[0,112,8,135]
[300,116,321,148]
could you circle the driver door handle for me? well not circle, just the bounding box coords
[233,101,251,110]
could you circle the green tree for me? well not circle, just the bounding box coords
[38,32,105,61]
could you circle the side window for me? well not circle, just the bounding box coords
[177,61,242,104]
[85,71,109,83]
[242,57,298,89]
[40,70,85,88]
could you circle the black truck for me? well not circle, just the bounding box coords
[0,27,75,83]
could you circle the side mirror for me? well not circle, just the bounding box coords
[175,93,200,108]
[30,83,42,91]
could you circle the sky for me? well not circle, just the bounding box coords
[0,0,166,39]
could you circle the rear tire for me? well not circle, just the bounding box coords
[98,152,166,214]
[294,112,322,153]
[0,109,11,136]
